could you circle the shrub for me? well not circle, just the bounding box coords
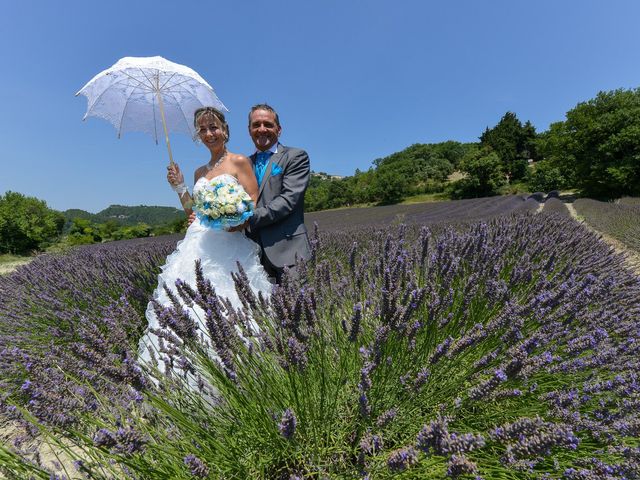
[0,192,64,254]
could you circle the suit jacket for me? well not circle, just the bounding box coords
[247,143,311,269]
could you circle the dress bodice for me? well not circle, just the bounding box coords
[193,174,238,196]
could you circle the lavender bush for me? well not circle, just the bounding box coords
[618,197,640,206]
[574,198,640,252]
[542,198,571,217]
[4,211,640,479]
[0,235,178,461]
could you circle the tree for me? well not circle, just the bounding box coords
[539,88,640,198]
[480,112,537,181]
[66,217,102,245]
[111,223,151,240]
[372,165,409,204]
[0,191,64,254]
[429,141,475,169]
[526,160,567,193]
[450,148,506,198]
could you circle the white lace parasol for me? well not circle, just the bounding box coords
[76,56,227,164]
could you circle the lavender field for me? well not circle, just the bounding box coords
[573,198,640,253]
[305,195,537,232]
[2,197,640,479]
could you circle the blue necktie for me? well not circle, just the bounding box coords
[255,151,272,185]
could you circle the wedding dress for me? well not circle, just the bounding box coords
[138,174,272,373]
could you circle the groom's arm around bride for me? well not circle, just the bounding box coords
[245,104,312,284]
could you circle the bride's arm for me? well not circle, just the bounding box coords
[234,155,259,205]
[167,163,194,215]
[226,155,258,232]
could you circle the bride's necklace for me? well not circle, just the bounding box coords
[207,150,228,171]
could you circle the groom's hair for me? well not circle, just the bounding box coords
[249,103,280,127]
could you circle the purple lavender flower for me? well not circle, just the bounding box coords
[469,369,508,400]
[184,454,210,478]
[360,432,384,455]
[285,336,308,371]
[114,425,146,454]
[447,454,478,478]
[376,408,398,428]
[417,416,485,456]
[387,446,418,472]
[348,303,363,342]
[92,428,117,448]
[279,408,297,440]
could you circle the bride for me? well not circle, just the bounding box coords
[138,107,272,375]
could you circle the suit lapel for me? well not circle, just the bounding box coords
[257,144,285,201]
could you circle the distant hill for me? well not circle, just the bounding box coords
[63,208,94,221]
[63,204,184,227]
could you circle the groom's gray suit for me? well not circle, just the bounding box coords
[247,143,312,279]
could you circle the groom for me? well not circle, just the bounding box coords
[245,104,312,284]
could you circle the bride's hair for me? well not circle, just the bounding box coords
[194,107,230,142]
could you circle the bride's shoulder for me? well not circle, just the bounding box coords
[228,152,251,166]
[193,163,209,183]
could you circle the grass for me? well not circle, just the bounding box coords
[400,192,450,204]
[0,253,33,275]
[498,181,529,195]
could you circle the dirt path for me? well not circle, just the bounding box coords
[1,419,79,478]
[565,202,640,276]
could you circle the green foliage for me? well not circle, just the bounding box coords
[96,204,184,225]
[373,143,456,185]
[305,142,474,211]
[0,191,64,254]
[59,207,186,246]
[526,160,568,192]
[110,223,152,241]
[449,147,506,198]
[63,216,160,246]
[539,88,640,198]
[152,217,188,236]
[428,140,473,169]
[62,204,184,230]
[480,112,538,181]
[66,217,102,245]
[372,162,410,204]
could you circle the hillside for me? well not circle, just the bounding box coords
[63,204,183,227]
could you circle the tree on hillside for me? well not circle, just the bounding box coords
[374,143,455,184]
[429,141,475,169]
[450,147,506,198]
[526,160,568,193]
[0,191,64,254]
[539,88,640,198]
[304,141,476,210]
[522,120,539,162]
[480,112,538,181]
[66,217,102,245]
[372,163,409,204]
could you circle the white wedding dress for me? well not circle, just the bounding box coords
[138,174,272,373]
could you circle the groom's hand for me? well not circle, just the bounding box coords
[228,221,248,232]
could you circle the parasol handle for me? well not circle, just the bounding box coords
[155,83,174,166]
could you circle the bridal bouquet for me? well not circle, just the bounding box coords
[193,179,254,230]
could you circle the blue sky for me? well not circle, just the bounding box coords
[2,0,640,212]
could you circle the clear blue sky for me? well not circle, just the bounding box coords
[2,0,640,212]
